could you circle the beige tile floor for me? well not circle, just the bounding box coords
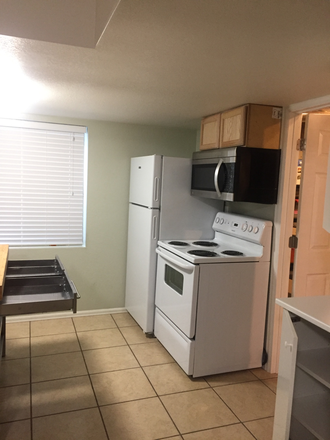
[0,312,277,440]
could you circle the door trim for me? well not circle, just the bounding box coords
[289,95,330,114]
[266,95,330,373]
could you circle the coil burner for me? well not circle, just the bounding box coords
[188,250,218,257]
[221,250,244,256]
[168,241,189,246]
[192,241,218,247]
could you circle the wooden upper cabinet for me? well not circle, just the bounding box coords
[200,113,221,150]
[219,104,282,149]
[219,105,247,148]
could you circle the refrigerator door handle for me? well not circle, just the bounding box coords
[152,215,158,240]
[154,177,160,203]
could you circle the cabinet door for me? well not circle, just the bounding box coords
[200,113,221,150]
[246,104,281,149]
[219,105,247,148]
[272,310,298,440]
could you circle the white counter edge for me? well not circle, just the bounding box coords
[276,296,330,333]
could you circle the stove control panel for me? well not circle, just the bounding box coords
[213,212,272,244]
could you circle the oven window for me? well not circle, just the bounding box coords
[165,264,184,295]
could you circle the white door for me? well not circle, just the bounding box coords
[293,114,330,297]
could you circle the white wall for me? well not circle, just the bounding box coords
[8,115,197,312]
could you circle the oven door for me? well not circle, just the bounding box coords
[155,247,199,338]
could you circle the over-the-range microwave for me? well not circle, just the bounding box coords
[191,146,281,204]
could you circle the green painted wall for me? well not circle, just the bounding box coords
[8,115,197,311]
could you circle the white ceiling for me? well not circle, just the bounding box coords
[0,0,329,129]
[0,0,121,48]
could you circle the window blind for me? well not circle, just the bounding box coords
[0,120,87,247]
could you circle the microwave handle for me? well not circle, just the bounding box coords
[156,248,194,273]
[214,159,223,197]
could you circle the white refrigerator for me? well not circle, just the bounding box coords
[125,155,222,334]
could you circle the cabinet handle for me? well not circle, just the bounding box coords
[285,341,293,352]
[156,248,194,272]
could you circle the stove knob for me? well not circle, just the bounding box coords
[254,226,259,234]
[220,218,224,224]
[248,225,253,232]
[215,217,220,223]
[242,223,248,232]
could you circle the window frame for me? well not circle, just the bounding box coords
[0,118,88,248]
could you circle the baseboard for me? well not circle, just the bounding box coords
[6,307,127,322]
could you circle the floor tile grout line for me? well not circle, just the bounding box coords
[136,352,183,436]
[155,435,184,440]
[243,416,274,440]
[156,394,187,437]
[205,377,259,388]
[30,372,92,386]
[165,421,253,439]
[4,315,146,432]
[242,423,259,440]
[87,339,184,440]
[29,318,86,386]
[115,319,275,437]
[208,382,246,424]
[30,330,76,338]
[72,315,111,440]
[261,381,278,395]
[89,365,142,377]
[98,395,172,409]
[30,329,80,360]
[3,315,276,438]
[117,324,154,370]
[30,348,82,359]
[30,404,100,421]
[111,323,185,437]
[30,405,99,421]
[209,376,276,427]
[124,336,241,439]
[244,415,275,423]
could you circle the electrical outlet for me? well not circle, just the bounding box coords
[272,107,282,119]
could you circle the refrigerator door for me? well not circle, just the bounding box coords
[159,157,221,239]
[125,203,159,333]
[129,155,162,208]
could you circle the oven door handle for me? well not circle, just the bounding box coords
[214,159,223,197]
[156,248,195,273]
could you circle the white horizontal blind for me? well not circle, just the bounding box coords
[0,120,87,246]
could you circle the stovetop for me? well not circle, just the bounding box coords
[157,212,272,264]
[158,239,261,263]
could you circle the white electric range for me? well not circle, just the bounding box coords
[154,212,272,377]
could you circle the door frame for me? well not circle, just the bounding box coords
[265,95,330,373]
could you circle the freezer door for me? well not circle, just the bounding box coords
[129,155,162,208]
[125,203,159,333]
